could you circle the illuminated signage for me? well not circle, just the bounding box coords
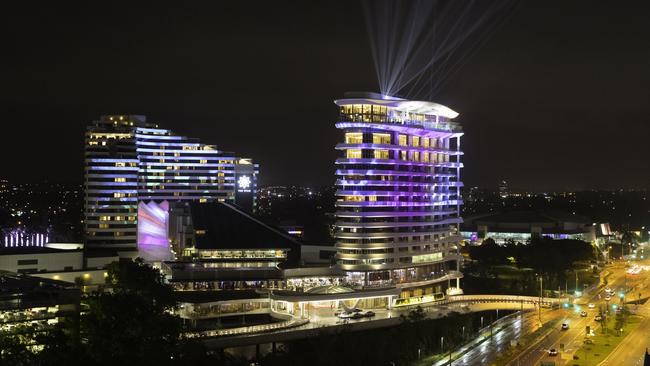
[237,175,252,193]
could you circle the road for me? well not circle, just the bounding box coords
[598,256,650,365]
[503,261,634,366]
[437,309,558,366]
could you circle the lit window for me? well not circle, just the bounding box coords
[398,135,407,146]
[345,133,363,144]
[400,151,407,160]
[199,159,207,164]
[411,136,420,147]
[114,177,126,182]
[344,195,364,202]
[346,149,362,159]
[372,133,391,144]
[374,150,389,159]
[422,138,430,147]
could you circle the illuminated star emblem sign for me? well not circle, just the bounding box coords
[238,175,251,189]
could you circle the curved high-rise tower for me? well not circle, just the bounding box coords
[333,92,463,299]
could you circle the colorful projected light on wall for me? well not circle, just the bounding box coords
[137,201,173,261]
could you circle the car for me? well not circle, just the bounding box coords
[580,311,588,317]
[595,314,603,321]
[584,338,594,344]
[605,296,612,301]
[362,311,376,318]
[338,312,354,319]
[588,303,595,309]
[561,323,569,330]
[350,312,365,319]
[548,348,558,356]
[616,307,623,313]
[605,288,613,294]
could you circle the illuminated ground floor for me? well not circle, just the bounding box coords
[269,286,400,319]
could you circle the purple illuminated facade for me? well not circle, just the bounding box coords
[333,92,463,297]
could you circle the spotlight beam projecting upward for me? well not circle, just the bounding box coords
[363,0,517,99]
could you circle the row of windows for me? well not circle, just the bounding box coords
[98,215,137,221]
[345,149,450,163]
[345,132,444,148]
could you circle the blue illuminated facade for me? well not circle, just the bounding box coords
[84,115,258,253]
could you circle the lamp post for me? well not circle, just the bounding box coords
[538,276,543,324]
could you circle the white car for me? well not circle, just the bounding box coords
[605,296,611,301]
[561,323,569,330]
[588,303,595,309]
[548,348,558,356]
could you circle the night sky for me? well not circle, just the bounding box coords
[3,1,650,191]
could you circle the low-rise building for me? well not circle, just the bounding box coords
[461,210,596,245]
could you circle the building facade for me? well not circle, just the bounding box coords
[84,115,258,254]
[333,92,463,298]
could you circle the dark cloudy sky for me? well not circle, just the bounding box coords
[2,1,650,191]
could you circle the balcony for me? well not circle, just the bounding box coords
[339,114,462,133]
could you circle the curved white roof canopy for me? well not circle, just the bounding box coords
[334,93,459,119]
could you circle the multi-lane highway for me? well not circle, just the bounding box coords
[598,258,650,366]
[436,309,558,366]
[498,259,648,366]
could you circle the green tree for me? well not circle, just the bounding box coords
[81,258,181,365]
[0,334,35,366]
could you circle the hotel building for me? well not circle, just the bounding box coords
[333,92,464,299]
[84,115,258,255]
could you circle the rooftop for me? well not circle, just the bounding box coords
[335,91,459,119]
[190,202,301,253]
